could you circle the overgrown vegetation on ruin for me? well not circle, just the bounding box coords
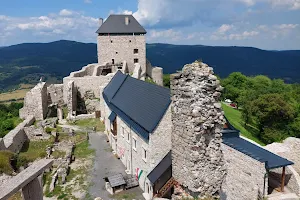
[222,72,300,144]
[70,118,105,132]
[0,102,23,138]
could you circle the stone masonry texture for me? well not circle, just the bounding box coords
[20,82,48,120]
[170,61,226,198]
[97,35,146,76]
[220,144,267,200]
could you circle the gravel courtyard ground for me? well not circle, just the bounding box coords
[88,132,144,200]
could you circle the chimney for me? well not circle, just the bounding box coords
[99,18,103,26]
[125,16,129,25]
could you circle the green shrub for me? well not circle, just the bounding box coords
[0,151,15,174]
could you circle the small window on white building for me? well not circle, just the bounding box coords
[134,58,139,64]
[116,52,118,54]
[132,138,137,151]
[110,40,113,43]
[134,49,138,54]
[127,131,130,143]
[129,40,132,43]
[142,147,147,162]
[121,127,124,137]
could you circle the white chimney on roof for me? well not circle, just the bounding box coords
[125,16,129,25]
[99,18,103,26]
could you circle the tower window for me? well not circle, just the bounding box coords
[129,40,132,43]
[112,59,115,64]
[110,40,113,43]
[116,52,118,54]
[134,59,139,64]
[134,49,138,54]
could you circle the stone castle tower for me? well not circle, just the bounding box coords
[96,15,147,76]
[170,61,226,198]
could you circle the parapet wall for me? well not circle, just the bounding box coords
[63,73,113,101]
[171,61,226,197]
[0,116,35,152]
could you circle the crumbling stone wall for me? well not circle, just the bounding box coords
[220,144,267,200]
[0,116,35,152]
[65,81,77,116]
[151,67,163,86]
[20,82,48,120]
[170,61,226,197]
[47,84,64,106]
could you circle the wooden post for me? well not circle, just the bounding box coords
[281,166,286,192]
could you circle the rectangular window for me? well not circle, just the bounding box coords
[132,138,137,151]
[127,131,130,143]
[121,127,124,137]
[142,147,147,162]
[134,58,139,64]
[134,49,138,54]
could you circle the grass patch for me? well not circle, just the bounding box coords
[52,150,66,159]
[222,103,265,146]
[74,140,95,158]
[0,88,30,102]
[0,151,15,174]
[72,118,105,132]
[18,137,54,164]
[8,191,22,200]
[110,191,137,200]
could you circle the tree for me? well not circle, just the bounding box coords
[163,74,170,88]
[251,94,294,133]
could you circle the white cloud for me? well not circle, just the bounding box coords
[84,0,92,4]
[275,23,298,29]
[236,0,256,6]
[268,0,300,10]
[149,29,182,41]
[59,9,73,16]
[229,31,259,40]
[133,0,224,28]
[217,24,234,34]
[0,10,99,45]
[122,10,133,15]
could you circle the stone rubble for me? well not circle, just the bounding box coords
[171,61,226,198]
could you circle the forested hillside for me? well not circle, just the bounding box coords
[0,40,299,91]
[222,72,300,144]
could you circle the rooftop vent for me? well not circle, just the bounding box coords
[99,18,103,26]
[125,16,129,25]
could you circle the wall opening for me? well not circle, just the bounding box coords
[112,59,115,64]
[134,49,139,54]
[134,58,139,64]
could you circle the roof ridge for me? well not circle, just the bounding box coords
[110,72,128,101]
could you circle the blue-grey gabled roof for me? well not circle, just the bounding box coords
[147,151,172,184]
[222,119,293,169]
[96,15,147,34]
[103,71,171,141]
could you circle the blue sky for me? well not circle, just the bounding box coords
[0,0,299,50]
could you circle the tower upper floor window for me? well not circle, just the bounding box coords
[134,49,138,54]
[134,59,139,64]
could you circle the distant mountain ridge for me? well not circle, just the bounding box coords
[0,40,299,91]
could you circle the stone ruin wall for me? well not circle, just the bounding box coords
[0,116,35,152]
[47,84,64,106]
[220,144,267,200]
[20,82,48,120]
[146,60,163,86]
[170,61,226,198]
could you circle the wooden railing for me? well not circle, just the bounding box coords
[154,177,176,198]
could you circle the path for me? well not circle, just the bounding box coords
[88,132,144,200]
